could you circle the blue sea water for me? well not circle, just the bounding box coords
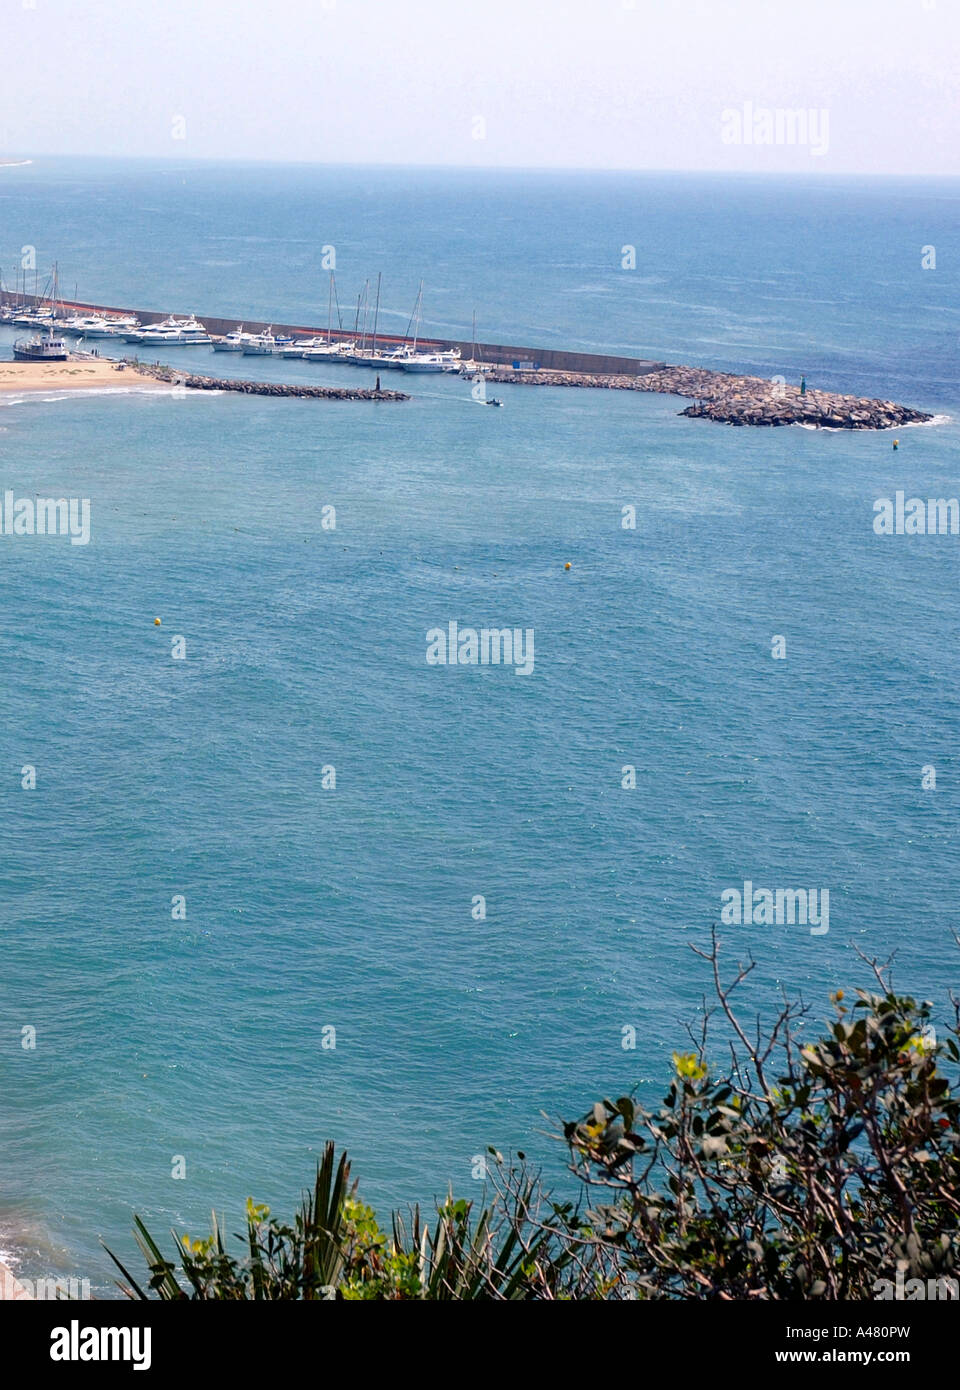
[0,160,958,1294]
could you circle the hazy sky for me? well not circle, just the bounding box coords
[1,0,957,173]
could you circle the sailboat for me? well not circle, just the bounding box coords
[399,283,461,372]
[378,281,424,368]
[348,273,388,367]
[302,272,355,359]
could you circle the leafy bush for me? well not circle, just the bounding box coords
[109,934,960,1300]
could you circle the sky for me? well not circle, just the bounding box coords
[0,0,957,174]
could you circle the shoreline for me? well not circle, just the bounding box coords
[0,360,169,394]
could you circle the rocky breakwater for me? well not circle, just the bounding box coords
[655,366,932,429]
[130,363,409,402]
[487,363,931,430]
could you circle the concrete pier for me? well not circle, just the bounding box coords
[1,291,665,377]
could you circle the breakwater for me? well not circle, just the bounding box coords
[2,292,934,428]
[132,362,408,401]
[486,363,933,429]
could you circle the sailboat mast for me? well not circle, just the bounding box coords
[370,271,382,357]
[359,279,369,348]
[410,280,423,353]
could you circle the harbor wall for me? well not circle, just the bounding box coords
[0,292,665,377]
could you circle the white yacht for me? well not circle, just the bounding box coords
[212,327,253,352]
[81,315,140,339]
[302,339,355,362]
[401,348,462,373]
[377,344,418,370]
[60,314,104,335]
[346,348,391,368]
[278,336,323,358]
[137,316,211,346]
[241,328,277,356]
[124,316,180,343]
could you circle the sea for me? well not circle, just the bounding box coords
[0,159,958,1296]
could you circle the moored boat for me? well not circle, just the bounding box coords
[241,328,277,356]
[80,315,140,339]
[302,340,356,362]
[126,315,210,345]
[13,327,69,361]
[212,327,252,352]
[401,349,461,373]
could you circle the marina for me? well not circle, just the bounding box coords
[0,279,934,428]
[0,255,938,429]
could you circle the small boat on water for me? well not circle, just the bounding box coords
[13,327,69,361]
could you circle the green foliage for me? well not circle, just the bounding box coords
[109,938,960,1300]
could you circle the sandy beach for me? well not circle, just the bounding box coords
[0,359,165,393]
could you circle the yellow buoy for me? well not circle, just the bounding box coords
[564,562,571,571]
[154,617,162,626]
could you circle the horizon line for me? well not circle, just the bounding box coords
[2,152,959,179]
